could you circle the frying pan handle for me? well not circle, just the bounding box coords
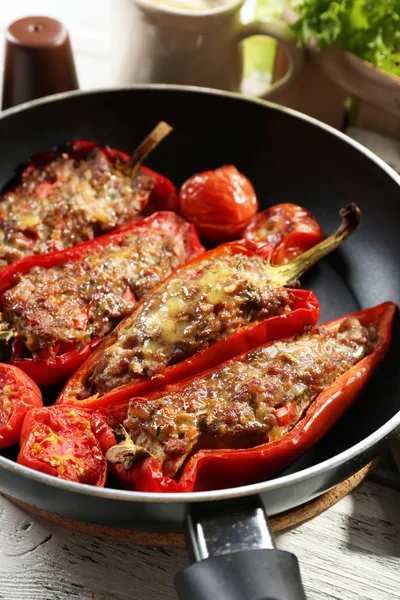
[175,548,306,600]
[175,496,307,600]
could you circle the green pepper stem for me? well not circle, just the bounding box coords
[268,203,361,287]
[119,121,173,179]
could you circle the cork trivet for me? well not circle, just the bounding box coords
[4,461,375,547]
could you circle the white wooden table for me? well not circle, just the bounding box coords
[0,2,399,599]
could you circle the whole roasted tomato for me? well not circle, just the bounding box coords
[179,165,258,243]
[243,203,324,264]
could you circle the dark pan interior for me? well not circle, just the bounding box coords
[0,86,399,484]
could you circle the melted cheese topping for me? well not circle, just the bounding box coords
[125,317,376,478]
[0,149,153,268]
[90,253,293,395]
[2,227,188,357]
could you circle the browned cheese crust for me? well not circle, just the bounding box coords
[1,227,190,358]
[0,149,154,268]
[89,253,295,396]
[125,317,376,478]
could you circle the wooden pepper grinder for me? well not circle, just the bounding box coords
[1,16,79,110]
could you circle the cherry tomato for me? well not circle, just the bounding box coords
[243,203,324,264]
[0,363,42,450]
[179,165,258,243]
[18,405,108,486]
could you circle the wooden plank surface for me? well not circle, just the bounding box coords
[1,477,399,600]
[0,2,399,599]
[356,101,400,142]
[272,44,347,129]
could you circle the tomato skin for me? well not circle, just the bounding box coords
[179,166,258,243]
[0,363,42,450]
[18,405,107,486]
[243,203,324,265]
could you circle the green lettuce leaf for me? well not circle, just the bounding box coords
[291,0,400,77]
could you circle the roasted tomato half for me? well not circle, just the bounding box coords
[18,405,108,486]
[0,363,42,450]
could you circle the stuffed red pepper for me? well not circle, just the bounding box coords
[0,212,203,386]
[0,122,174,268]
[57,204,359,415]
[105,301,396,492]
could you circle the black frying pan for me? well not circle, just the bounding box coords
[0,85,399,600]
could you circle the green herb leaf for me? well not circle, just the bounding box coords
[290,0,400,77]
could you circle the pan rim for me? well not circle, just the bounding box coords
[1,410,398,503]
[0,83,399,504]
[1,83,400,187]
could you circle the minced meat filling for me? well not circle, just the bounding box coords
[0,148,154,268]
[1,229,187,357]
[125,317,376,478]
[90,253,295,395]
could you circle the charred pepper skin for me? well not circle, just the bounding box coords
[0,212,203,387]
[102,302,396,493]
